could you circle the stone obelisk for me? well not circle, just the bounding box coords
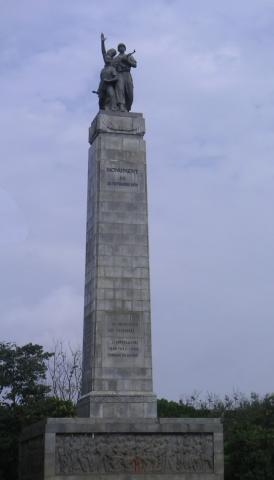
[77,111,157,418]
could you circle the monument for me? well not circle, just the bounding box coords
[77,33,156,419]
[19,34,224,480]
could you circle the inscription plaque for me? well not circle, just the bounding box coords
[102,164,144,191]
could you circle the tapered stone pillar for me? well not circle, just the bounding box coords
[77,110,157,418]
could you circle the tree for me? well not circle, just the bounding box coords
[46,339,82,404]
[0,342,52,406]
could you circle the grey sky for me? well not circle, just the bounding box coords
[1,0,274,400]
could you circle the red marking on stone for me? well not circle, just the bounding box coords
[133,457,142,473]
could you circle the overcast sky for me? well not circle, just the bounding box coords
[1,0,274,401]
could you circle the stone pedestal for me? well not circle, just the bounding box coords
[77,111,157,419]
[20,418,224,480]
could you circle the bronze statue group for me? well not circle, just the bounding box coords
[93,33,137,112]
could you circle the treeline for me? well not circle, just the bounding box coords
[158,394,274,479]
[1,341,274,479]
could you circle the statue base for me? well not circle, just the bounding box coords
[77,391,157,418]
[19,417,224,479]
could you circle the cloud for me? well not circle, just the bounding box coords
[2,286,83,349]
[1,0,274,400]
[0,189,28,244]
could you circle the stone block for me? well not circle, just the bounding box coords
[20,418,223,480]
[89,111,145,144]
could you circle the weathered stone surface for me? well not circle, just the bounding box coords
[56,433,214,475]
[20,418,224,480]
[89,111,145,143]
[79,111,156,418]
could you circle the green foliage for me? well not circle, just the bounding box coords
[157,392,274,480]
[223,393,274,479]
[0,342,52,406]
[157,398,197,417]
[0,342,76,480]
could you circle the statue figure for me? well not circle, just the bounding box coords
[113,42,136,112]
[97,56,118,111]
[93,36,118,111]
[94,33,137,112]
